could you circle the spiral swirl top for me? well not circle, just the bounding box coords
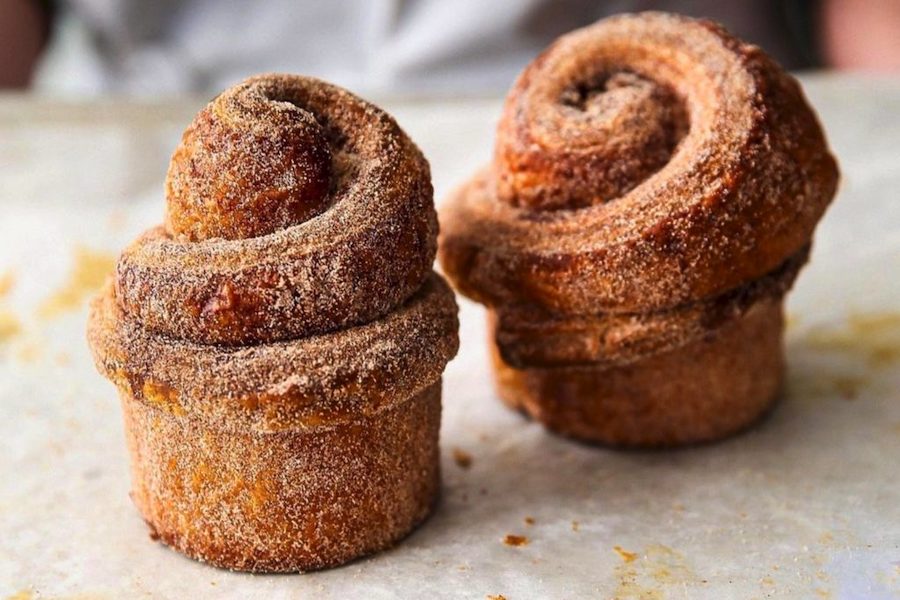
[440,13,838,316]
[165,78,335,241]
[117,74,438,345]
[89,74,459,430]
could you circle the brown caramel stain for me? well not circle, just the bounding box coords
[614,545,639,563]
[612,544,700,600]
[503,534,529,547]
[789,370,866,403]
[0,270,18,346]
[5,592,105,600]
[524,516,536,525]
[0,270,14,298]
[38,247,115,319]
[452,447,473,469]
[790,310,900,401]
[0,310,22,343]
[802,311,900,368]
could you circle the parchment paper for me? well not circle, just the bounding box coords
[1,75,898,599]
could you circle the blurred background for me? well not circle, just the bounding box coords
[3,0,900,97]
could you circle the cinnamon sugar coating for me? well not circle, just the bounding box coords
[87,74,459,571]
[166,79,334,241]
[90,274,458,433]
[494,246,806,369]
[122,382,442,572]
[438,13,838,446]
[441,13,838,314]
[491,300,784,448]
[120,74,437,345]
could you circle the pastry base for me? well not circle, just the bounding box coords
[489,301,784,448]
[120,381,442,573]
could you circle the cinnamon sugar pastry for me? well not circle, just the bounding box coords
[88,74,458,572]
[439,13,838,447]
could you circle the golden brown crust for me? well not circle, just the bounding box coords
[165,81,334,241]
[440,13,838,314]
[494,246,806,369]
[438,12,838,446]
[490,300,784,448]
[123,382,442,573]
[89,274,458,432]
[87,74,459,572]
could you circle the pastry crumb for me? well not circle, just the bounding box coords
[452,447,473,469]
[524,516,535,525]
[614,545,638,563]
[503,534,528,547]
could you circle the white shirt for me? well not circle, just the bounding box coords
[36,0,805,97]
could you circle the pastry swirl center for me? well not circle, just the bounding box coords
[554,70,689,204]
[165,79,335,242]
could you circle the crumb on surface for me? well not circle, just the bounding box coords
[503,534,529,547]
[614,545,638,563]
[452,447,473,469]
[524,516,535,525]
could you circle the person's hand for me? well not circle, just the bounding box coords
[0,0,48,88]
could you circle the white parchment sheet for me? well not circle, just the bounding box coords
[1,76,898,599]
